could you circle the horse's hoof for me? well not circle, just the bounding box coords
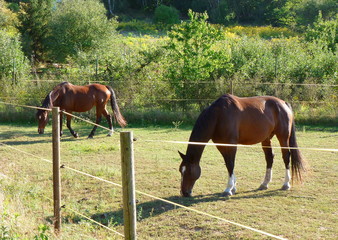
[222,191,232,197]
[258,184,268,190]
[88,135,93,139]
[281,184,291,190]
[231,188,236,195]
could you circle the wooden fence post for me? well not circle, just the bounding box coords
[52,107,61,235]
[120,131,137,240]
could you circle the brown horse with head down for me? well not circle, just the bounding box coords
[179,94,306,197]
[36,82,126,138]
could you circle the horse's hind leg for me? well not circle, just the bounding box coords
[88,114,102,139]
[102,108,113,136]
[66,114,79,138]
[277,136,292,190]
[259,138,274,190]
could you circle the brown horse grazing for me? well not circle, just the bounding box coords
[179,94,305,197]
[36,82,126,138]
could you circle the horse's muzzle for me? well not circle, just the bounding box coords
[38,128,44,134]
[181,190,192,197]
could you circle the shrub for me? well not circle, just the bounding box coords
[305,12,338,51]
[154,5,180,25]
[47,0,118,63]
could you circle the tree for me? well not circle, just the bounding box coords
[48,0,119,63]
[0,30,30,95]
[18,0,53,62]
[165,10,232,110]
[0,0,19,35]
[0,0,29,89]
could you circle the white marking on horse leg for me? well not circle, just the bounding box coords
[224,173,236,196]
[259,168,272,190]
[282,169,291,190]
[107,127,114,136]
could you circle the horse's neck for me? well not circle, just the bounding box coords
[185,105,218,163]
[186,144,206,164]
[186,125,212,164]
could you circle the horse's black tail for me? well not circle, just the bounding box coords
[106,86,127,127]
[289,119,306,183]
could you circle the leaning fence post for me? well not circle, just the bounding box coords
[120,131,137,240]
[52,107,61,235]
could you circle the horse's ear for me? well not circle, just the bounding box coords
[178,151,186,160]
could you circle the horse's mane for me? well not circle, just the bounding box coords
[189,94,237,140]
[37,82,69,114]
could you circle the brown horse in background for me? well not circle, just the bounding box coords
[179,94,305,197]
[36,82,126,138]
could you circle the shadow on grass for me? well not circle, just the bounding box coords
[62,189,286,227]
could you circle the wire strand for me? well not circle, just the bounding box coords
[65,207,124,237]
[0,101,51,111]
[142,140,338,152]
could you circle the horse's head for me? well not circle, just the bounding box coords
[178,151,201,197]
[36,109,49,134]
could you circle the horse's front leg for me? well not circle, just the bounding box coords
[88,115,102,139]
[66,114,79,138]
[59,112,63,137]
[218,146,237,196]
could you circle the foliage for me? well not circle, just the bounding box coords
[0,0,19,35]
[293,0,338,28]
[0,30,30,93]
[154,4,180,25]
[47,0,118,63]
[305,12,338,51]
[165,10,232,110]
[33,225,49,240]
[118,19,162,35]
[18,0,53,62]
[224,25,298,39]
[229,36,338,100]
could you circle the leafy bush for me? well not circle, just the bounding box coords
[154,5,180,25]
[305,12,338,51]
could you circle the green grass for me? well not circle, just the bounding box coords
[0,122,337,239]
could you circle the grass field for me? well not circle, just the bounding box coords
[0,122,337,239]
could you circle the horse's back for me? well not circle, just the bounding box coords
[56,83,110,112]
[211,95,293,145]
